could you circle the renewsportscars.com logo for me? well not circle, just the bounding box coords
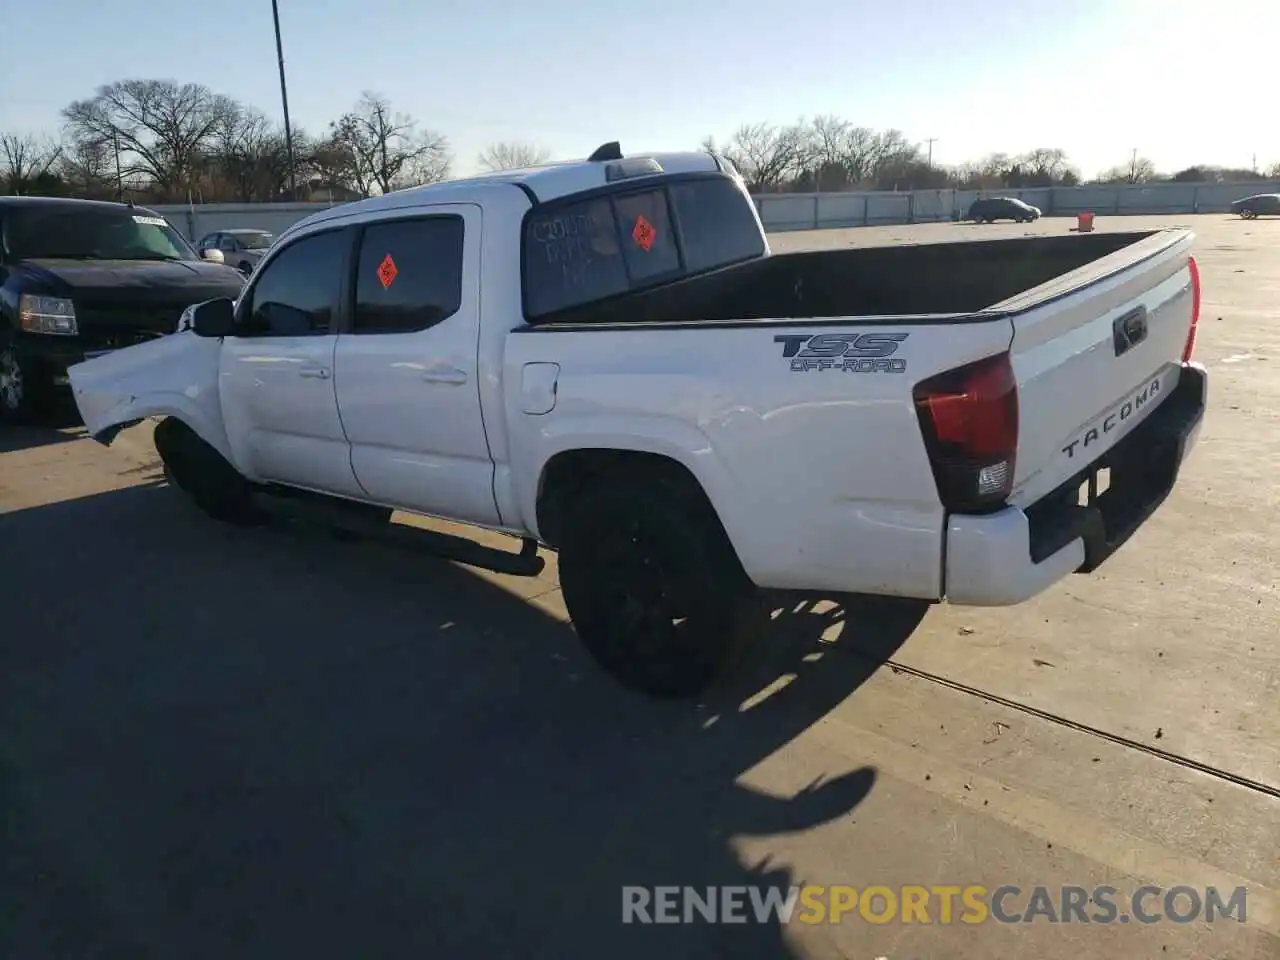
[622,884,1248,926]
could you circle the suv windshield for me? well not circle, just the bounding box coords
[1,207,197,262]
[522,175,766,319]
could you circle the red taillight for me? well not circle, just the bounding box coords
[913,352,1019,513]
[1182,256,1201,363]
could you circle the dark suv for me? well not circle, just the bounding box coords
[0,197,246,421]
[967,197,1041,223]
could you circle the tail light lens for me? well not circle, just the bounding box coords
[913,352,1019,513]
[1182,256,1201,363]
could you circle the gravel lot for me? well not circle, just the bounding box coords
[1,213,1276,959]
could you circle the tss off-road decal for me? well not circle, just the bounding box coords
[774,332,910,373]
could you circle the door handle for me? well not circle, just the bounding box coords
[422,366,468,386]
[299,365,331,380]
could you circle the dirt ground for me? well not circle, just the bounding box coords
[1,213,1276,959]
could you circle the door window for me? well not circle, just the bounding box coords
[238,228,347,337]
[353,216,465,334]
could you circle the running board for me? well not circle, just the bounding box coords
[252,487,546,578]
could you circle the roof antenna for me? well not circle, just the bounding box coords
[587,141,623,162]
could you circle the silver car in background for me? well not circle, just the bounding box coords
[195,229,275,275]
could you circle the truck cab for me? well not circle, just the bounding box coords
[74,146,764,528]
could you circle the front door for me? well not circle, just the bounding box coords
[333,204,500,525]
[219,224,364,499]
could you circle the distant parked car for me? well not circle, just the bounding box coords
[196,229,275,274]
[967,197,1041,223]
[1229,194,1280,220]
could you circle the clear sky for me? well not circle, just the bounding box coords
[1,0,1274,179]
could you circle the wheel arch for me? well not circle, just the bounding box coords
[534,445,742,566]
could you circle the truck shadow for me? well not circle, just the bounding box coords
[0,400,86,453]
[0,482,926,960]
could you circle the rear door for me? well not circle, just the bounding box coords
[333,203,500,525]
[1000,230,1197,508]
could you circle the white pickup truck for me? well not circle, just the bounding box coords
[70,143,1207,699]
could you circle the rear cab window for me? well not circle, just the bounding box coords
[522,175,765,320]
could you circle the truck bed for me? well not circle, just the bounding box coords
[507,226,1200,604]
[532,231,1159,326]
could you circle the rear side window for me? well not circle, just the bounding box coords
[522,176,765,319]
[354,216,464,334]
[524,198,628,318]
[614,190,680,282]
[668,179,765,273]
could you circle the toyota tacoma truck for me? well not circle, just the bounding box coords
[0,196,246,420]
[68,143,1208,699]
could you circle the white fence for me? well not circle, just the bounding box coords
[751,180,1280,232]
[150,179,1278,241]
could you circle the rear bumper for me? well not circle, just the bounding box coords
[943,361,1207,606]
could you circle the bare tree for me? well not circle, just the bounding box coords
[723,122,811,192]
[827,127,879,186]
[1019,147,1073,185]
[62,79,238,200]
[57,136,117,199]
[955,152,1014,188]
[1098,154,1158,184]
[808,115,848,169]
[325,92,451,196]
[1128,154,1158,183]
[477,141,550,172]
[210,108,295,201]
[0,133,63,194]
[308,137,360,196]
[805,115,852,190]
[865,129,922,188]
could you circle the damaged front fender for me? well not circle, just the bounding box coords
[68,331,233,464]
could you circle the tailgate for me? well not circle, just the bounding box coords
[1001,229,1198,507]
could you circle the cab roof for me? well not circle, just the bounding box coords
[449,145,726,202]
[295,144,724,220]
[0,195,163,216]
[281,143,737,241]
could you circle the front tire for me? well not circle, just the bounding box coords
[1239,209,1257,220]
[0,344,51,424]
[153,416,261,525]
[557,469,755,700]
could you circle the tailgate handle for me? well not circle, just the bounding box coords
[1113,307,1149,357]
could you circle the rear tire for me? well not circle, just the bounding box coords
[557,468,755,700]
[153,416,262,525]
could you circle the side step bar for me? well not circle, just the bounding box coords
[253,485,547,578]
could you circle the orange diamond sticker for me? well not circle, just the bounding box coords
[376,253,398,290]
[631,215,656,253]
